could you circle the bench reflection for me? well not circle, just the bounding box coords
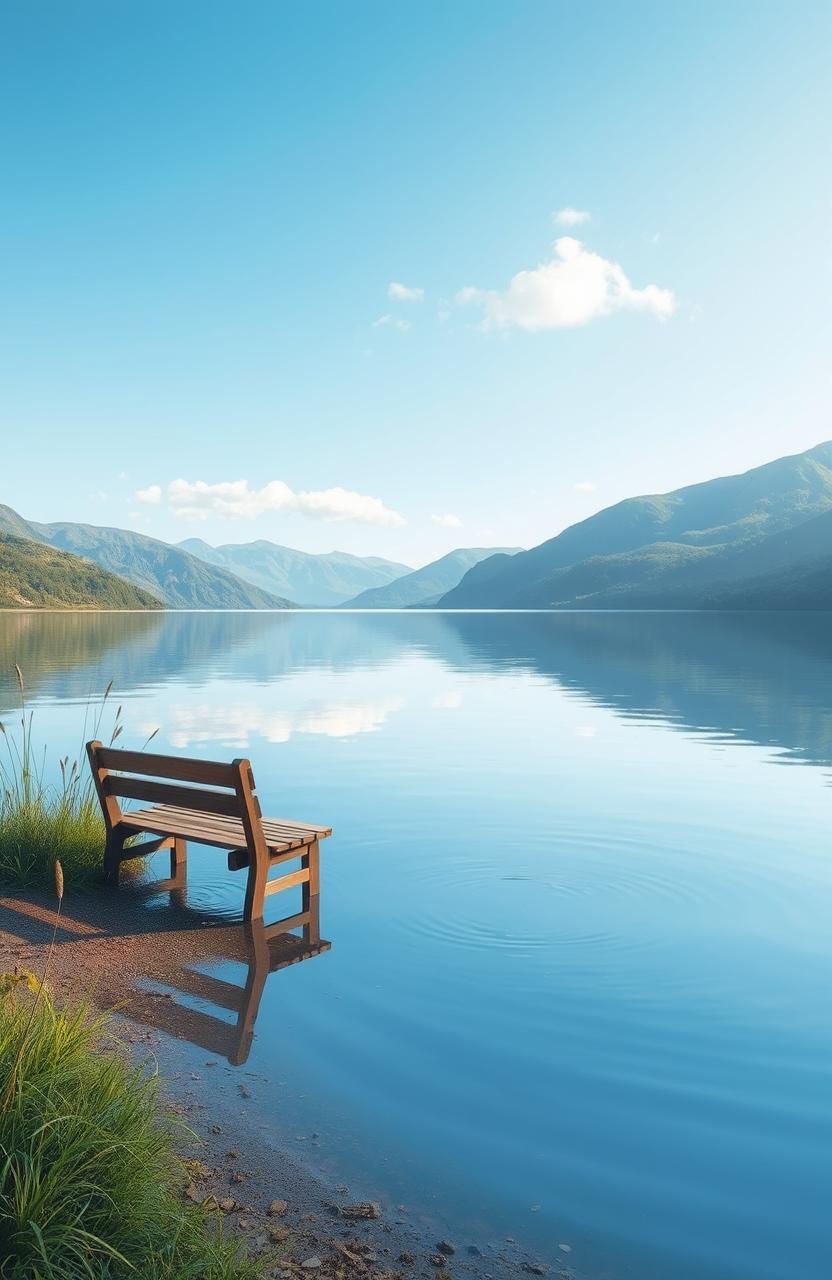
[0,870,331,1067]
[119,897,330,1065]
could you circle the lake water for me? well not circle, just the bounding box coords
[1,610,831,1280]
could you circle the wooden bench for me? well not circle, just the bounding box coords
[86,741,332,922]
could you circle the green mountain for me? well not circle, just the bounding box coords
[592,501,832,609]
[178,537,411,607]
[697,507,832,609]
[704,557,832,609]
[0,506,294,609]
[533,501,832,611]
[0,534,162,609]
[0,505,38,541]
[439,442,832,609]
[343,547,524,608]
[38,523,295,610]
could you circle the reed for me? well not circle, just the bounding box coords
[0,668,156,889]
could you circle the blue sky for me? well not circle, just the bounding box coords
[1,1,830,567]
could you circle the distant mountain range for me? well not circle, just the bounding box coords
[178,537,410,607]
[0,533,161,610]
[0,502,506,611]
[0,507,291,609]
[4,441,832,612]
[439,442,832,609]
[342,547,523,608]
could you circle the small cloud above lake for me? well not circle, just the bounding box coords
[373,313,411,332]
[387,281,424,302]
[553,207,592,226]
[456,236,675,332]
[135,484,162,505]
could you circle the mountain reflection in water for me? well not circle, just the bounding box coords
[3,610,830,768]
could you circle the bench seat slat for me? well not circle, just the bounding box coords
[119,809,298,851]
[142,805,277,843]
[149,805,332,840]
[151,805,318,850]
[119,809,251,850]
[120,805,323,854]
[260,817,332,837]
[151,804,332,841]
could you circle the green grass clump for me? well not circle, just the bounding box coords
[0,792,107,891]
[0,980,267,1278]
[0,668,157,891]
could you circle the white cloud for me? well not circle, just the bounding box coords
[164,478,405,526]
[431,512,463,528]
[457,237,675,331]
[573,480,597,493]
[135,484,162,505]
[373,313,410,331]
[388,281,424,302]
[554,207,591,226]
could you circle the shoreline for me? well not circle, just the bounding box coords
[144,1027,553,1280]
[0,888,574,1280]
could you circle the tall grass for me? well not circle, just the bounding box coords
[0,981,267,1278]
[0,668,155,890]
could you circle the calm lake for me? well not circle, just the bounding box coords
[1,610,831,1280]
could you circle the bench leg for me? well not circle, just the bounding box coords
[103,831,126,887]
[304,890,321,945]
[243,851,268,923]
[300,842,320,927]
[170,837,187,880]
[302,840,320,896]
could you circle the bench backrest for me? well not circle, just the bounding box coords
[86,741,265,850]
